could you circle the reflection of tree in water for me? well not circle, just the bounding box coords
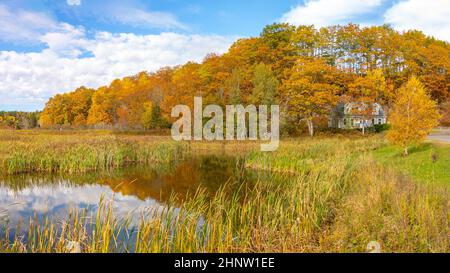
[101,155,251,204]
[0,155,263,206]
[0,172,100,191]
[198,155,237,187]
[100,161,202,203]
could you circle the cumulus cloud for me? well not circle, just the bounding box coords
[0,3,233,110]
[384,0,450,41]
[67,0,82,6]
[280,0,382,27]
[39,24,90,57]
[280,0,450,41]
[0,4,58,43]
[0,31,236,110]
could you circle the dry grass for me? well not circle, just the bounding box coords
[0,130,188,174]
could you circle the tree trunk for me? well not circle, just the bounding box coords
[362,123,365,135]
[403,147,408,156]
[307,119,314,137]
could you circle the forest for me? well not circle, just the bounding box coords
[0,111,40,129]
[39,23,450,133]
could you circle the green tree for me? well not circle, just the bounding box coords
[142,102,165,129]
[250,63,278,105]
[225,68,243,104]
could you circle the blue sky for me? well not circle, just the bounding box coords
[0,0,449,111]
[0,0,303,52]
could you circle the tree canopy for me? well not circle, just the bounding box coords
[39,23,449,132]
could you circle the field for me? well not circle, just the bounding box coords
[0,130,448,253]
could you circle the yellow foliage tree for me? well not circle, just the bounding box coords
[387,76,441,155]
[281,57,342,136]
[141,102,153,130]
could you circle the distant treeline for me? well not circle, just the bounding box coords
[0,111,40,129]
[39,23,450,133]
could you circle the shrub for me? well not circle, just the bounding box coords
[374,123,390,133]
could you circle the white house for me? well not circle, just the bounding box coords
[328,102,387,129]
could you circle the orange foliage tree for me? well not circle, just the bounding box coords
[347,69,390,134]
[280,58,343,136]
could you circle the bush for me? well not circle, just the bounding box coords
[374,123,390,133]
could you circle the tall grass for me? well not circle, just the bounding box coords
[1,133,448,253]
[1,130,188,174]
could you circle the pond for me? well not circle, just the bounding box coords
[0,154,272,235]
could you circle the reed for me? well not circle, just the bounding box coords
[1,134,447,253]
[1,130,189,174]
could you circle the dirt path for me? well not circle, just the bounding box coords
[428,130,450,143]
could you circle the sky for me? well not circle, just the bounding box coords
[0,0,449,111]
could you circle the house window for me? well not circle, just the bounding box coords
[378,118,382,124]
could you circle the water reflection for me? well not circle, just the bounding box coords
[0,155,257,230]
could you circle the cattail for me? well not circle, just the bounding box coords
[431,152,438,163]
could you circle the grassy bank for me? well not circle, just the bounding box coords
[0,131,448,253]
[373,142,450,186]
[0,130,188,174]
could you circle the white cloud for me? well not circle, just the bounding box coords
[280,0,382,27]
[0,3,229,110]
[384,0,450,41]
[39,23,90,57]
[110,7,187,30]
[0,4,58,43]
[67,0,82,6]
[0,183,164,228]
[0,31,236,110]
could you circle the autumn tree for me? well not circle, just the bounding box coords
[260,23,297,79]
[0,111,40,129]
[70,87,95,126]
[281,58,342,136]
[141,102,153,130]
[348,69,390,134]
[39,23,450,134]
[224,68,243,104]
[387,76,441,155]
[439,102,450,126]
[87,86,117,127]
[141,101,166,130]
[249,63,278,105]
[39,87,93,128]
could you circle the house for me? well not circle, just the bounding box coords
[328,102,387,129]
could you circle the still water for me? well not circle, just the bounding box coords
[0,154,266,231]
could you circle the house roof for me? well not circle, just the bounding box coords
[331,102,386,118]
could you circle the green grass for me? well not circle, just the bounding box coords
[373,142,450,186]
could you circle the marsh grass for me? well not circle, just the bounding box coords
[0,130,188,174]
[0,133,447,253]
[0,131,450,253]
